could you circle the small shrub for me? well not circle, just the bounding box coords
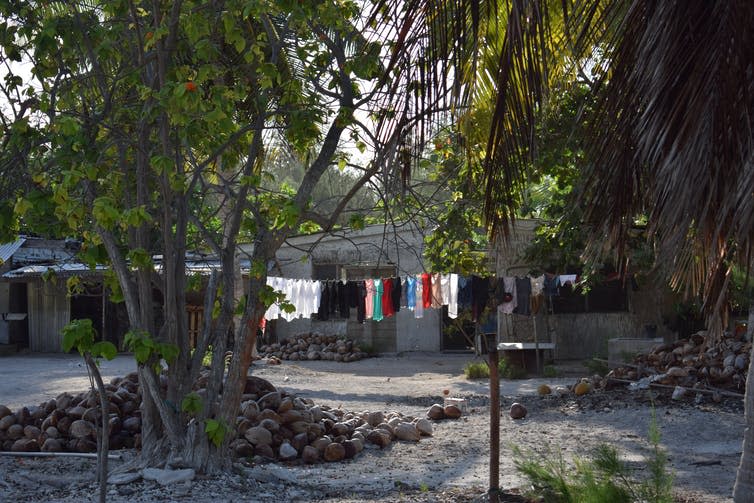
[542,365,559,378]
[464,361,490,379]
[464,358,529,380]
[583,357,609,376]
[357,343,377,355]
[638,410,674,503]
[499,357,527,379]
[512,411,673,503]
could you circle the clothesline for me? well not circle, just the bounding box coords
[263,273,579,324]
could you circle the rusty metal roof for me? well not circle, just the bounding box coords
[2,263,107,280]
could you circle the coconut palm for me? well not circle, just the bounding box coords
[371,0,754,499]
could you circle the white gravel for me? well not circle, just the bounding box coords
[0,352,745,502]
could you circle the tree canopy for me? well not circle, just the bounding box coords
[0,0,444,473]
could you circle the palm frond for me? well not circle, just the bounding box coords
[579,0,754,334]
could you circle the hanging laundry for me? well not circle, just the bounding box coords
[382,277,394,317]
[514,276,531,316]
[499,276,518,315]
[391,276,402,314]
[415,275,424,318]
[421,272,431,309]
[328,280,338,317]
[543,273,558,297]
[373,278,384,321]
[471,276,490,321]
[364,279,375,319]
[346,280,359,315]
[406,275,417,310]
[281,279,301,321]
[457,275,472,309]
[448,273,459,319]
[431,272,443,308]
[440,274,450,305]
[264,276,283,320]
[338,280,350,318]
[318,281,331,320]
[355,280,367,323]
[400,276,408,308]
[530,275,545,296]
[302,280,320,319]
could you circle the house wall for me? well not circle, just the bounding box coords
[27,281,69,352]
[246,219,678,359]
[550,312,642,360]
[490,219,682,361]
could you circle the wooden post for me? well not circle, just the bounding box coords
[533,314,540,374]
[488,340,500,503]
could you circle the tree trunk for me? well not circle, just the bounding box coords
[85,353,109,503]
[734,305,754,502]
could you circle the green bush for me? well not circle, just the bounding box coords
[357,343,377,356]
[512,412,673,503]
[542,365,559,378]
[583,357,609,376]
[463,358,529,380]
[463,361,490,379]
[499,357,527,379]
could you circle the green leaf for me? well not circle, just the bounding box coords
[348,213,365,230]
[127,248,153,270]
[134,346,150,364]
[62,328,79,353]
[124,329,156,364]
[205,418,219,433]
[61,319,96,354]
[250,259,266,279]
[150,155,173,175]
[92,196,120,230]
[157,342,179,363]
[91,341,117,361]
[181,392,203,415]
[204,418,227,448]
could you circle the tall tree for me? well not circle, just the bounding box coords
[404,0,753,499]
[1,0,436,472]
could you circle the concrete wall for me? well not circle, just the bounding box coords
[549,312,642,360]
[498,310,644,361]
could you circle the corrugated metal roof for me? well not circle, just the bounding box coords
[2,263,107,280]
[0,237,26,263]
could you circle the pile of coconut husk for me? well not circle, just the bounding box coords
[604,330,750,397]
[258,333,370,362]
[231,377,461,463]
[0,373,142,454]
[0,373,461,462]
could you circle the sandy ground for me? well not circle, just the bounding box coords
[0,352,746,502]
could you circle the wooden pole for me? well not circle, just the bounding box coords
[488,341,500,503]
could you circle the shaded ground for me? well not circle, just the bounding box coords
[0,352,745,502]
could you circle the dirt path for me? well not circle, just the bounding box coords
[0,352,745,502]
